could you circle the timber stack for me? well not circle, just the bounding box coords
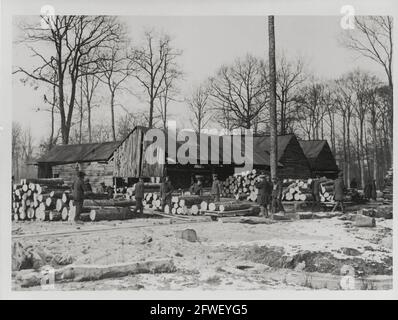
[12,178,114,222]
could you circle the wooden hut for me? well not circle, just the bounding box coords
[298,140,339,178]
[252,134,312,178]
[35,141,120,191]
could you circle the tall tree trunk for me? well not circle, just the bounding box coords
[79,78,83,144]
[50,104,55,149]
[110,91,116,141]
[359,119,365,189]
[346,115,351,187]
[268,16,278,179]
[87,101,92,143]
[342,117,347,185]
[149,94,154,128]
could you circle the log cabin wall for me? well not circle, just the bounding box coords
[113,127,143,178]
[113,126,164,179]
[52,161,114,192]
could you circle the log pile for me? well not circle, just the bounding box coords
[164,195,212,215]
[281,179,314,201]
[12,179,72,222]
[220,170,327,203]
[12,179,112,222]
[220,170,260,201]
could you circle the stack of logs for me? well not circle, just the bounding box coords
[220,171,336,203]
[11,178,128,222]
[12,178,71,221]
[164,195,212,215]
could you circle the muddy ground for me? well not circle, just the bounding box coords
[11,212,393,290]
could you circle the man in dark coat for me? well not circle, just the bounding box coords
[271,177,285,214]
[134,177,145,214]
[190,179,203,196]
[311,175,321,212]
[350,178,358,189]
[160,176,174,211]
[332,172,345,213]
[255,175,272,217]
[72,171,85,223]
[364,179,372,200]
[370,179,377,201]
[84,178,92,192]
[211,174,222,202]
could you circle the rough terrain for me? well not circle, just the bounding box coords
[11,212,393,290]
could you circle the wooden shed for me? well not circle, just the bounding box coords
[252,134,312,178]
[298,140,339,178]
[35,141,120,191]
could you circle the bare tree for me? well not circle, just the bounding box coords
[14,16,123,144]
[276,54,306,134]
[294,82,327,140]
[12,122,23,180]
[131,30,182,128]
[97,42,134,141]
[187,83,212,133]
[209,54,269,131]
[116,111,148,140]
[81,72,101,143]
[268,16,277,179]
[341,16,392,92]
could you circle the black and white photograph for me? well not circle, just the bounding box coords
[0,0,397,300]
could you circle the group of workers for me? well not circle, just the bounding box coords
[254,171,347,218]
[133,176,174,214]
[71,169,350,223]
[254,175,285,218]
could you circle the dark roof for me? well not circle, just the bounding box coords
[253,134,295,161]
[298,140,327,159]
[36,141,121,164]
[298,140,338,172]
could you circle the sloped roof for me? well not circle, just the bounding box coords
[118,126,285,167]
[36,141,121,164]
[298,140,338,171]
[253,134,295,161]
[298,140,327,159]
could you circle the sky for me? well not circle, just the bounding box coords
[12,15,386,143]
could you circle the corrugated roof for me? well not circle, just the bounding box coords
[36,141,121,164]
[298,140,327,159]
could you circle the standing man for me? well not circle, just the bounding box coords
[370,179,377,201]
[84,178,92,192]
[211,174,222,202]
[271,177,285,214]
[255,174,272,218]
[311,175,321,212]
[160,176,174,211]
[190,178,203,196]
[332,172,345,213]
[72,171,85,223]
[134,177,145,214]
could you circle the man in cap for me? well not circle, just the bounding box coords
[332,172,346,213]
[84,178,92,192]
[211,174,222,202]
[134,177,145,214]
[271,176,285,214]
[160,176,174,211]
[255,174,272,218]
[72,171,86,223]
[311,175,321,212]
[190,178,203,196]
